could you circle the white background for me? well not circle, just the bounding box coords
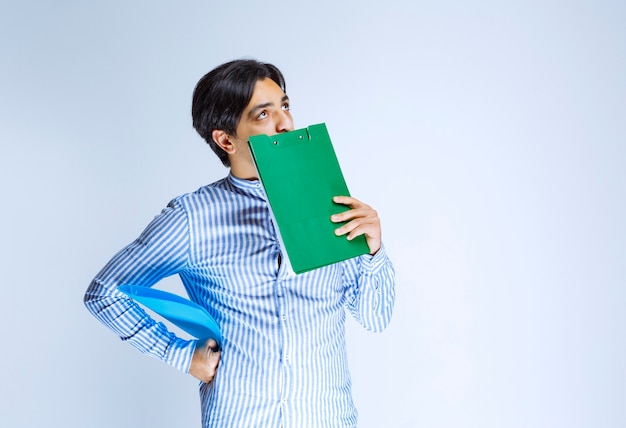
[1,1,624,427]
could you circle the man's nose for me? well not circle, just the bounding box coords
[275,111,294,133]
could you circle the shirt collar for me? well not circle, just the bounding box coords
[226,172,264,192]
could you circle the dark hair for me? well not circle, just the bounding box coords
[192,59,287,167]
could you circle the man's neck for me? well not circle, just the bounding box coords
[229,165,259,181]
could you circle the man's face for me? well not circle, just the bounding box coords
[236,77,293,139]
[225,77,294,177]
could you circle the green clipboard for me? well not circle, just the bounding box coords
[248,123,370,274]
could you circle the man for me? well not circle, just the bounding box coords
[84,59,395,427]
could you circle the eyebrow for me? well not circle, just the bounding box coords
[247,95,290,120]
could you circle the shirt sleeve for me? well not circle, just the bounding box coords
[342,244,396,332]
[83,198,196,373]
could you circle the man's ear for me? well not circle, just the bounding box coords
[212,130,236,154]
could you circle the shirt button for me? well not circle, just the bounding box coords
[281,314,287,321]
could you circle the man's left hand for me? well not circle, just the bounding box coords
[331,196,381,255]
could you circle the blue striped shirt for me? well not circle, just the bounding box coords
[84,173,395,428]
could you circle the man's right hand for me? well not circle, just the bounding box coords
[189,338,221,383]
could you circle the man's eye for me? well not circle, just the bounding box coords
[257,111,268,119]
[282,103,290,111]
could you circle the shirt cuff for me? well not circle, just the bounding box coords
[358,243,388,273]
[163,336,197,373]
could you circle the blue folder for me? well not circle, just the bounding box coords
[118,285,222,346]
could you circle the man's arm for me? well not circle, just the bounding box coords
[84,199,198,373]
[333,196,396,331]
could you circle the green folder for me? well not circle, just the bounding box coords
[248,123,370,274]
